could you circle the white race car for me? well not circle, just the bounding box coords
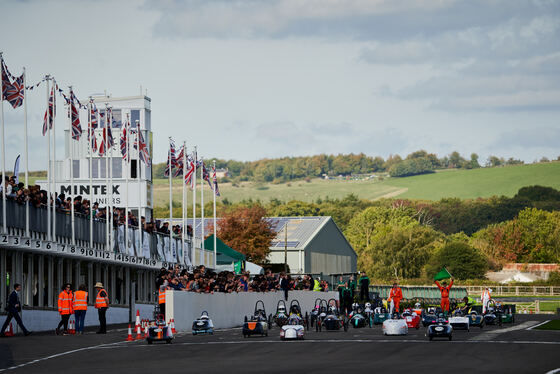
[280,315,305,340]
[382,316,408,336]
[449,310,470,331]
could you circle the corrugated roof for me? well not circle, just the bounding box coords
[165,216,331,250]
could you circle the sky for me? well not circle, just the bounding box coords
[1,0,559,171]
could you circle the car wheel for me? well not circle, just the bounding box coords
[147,339,153,344]
[429,335,433,341]
[166,339,172,344]
[416,325,419,330]
[448,335,452,341]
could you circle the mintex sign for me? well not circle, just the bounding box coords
[35,180,152,208]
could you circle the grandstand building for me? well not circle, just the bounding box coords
[0,94,213,332]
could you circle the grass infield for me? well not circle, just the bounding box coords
[534,319,560,330]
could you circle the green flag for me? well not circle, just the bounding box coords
[434,267,452,281]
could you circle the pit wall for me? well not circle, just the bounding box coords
[166,290,338,332]
[8,303,154,333]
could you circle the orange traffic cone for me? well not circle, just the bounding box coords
[4,323,14,337]
[144,324,149,339]
[135,323,143,340]
[135,310,140,330]
[126,324,134,341]
[69,319,75,335]
[170,319,177,334]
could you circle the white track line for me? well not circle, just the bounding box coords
[526,320,550,330]
[545,369,560,374]
[470,321,536,340]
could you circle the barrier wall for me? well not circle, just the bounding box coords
[167,290,338,332]
[8,303,154,333]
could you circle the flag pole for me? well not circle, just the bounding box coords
[104,103,109,251]
[69,86,75,246]
[23,67,29,238]
[136,120,142,251]
[125,114,129,255]
[109,108,114,253]
[46,76,51,241]
[200,156,205,254]
[88,98,93,248]
[0,53,5,234]
[192,147,197,264]
[213,159,217,270]
[52,79,57,241]
[182,142,186,265]
[168,137,172,260]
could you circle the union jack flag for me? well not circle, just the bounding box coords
[164,139,177,177]
[120,122,129,161]
[184,157,195,187]
[90,105,98,128]
[137,130,150,165]
[42,88,55,136]
[70,90,82,140]
[173,145,184,177]
[212,165,221,197]
[87,103,97,153]
[4,74,24,109]
[106,127,115,148]
[98,135,106,156]
[200,161,213,189]
[1,61,11,101]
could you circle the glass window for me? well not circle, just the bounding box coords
[92,159,99,178]
[73,160,80,179]
[131,110,140,128]
[112,157,122,178]
[145,110,151,131]
[111,109,122,128]
[100,158,107,178]
[131,159,137,179]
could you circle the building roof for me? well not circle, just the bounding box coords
[166,216,331,250]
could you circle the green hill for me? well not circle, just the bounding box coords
[153,162,560,206]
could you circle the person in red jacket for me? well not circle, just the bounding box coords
[56,283,74,335]
[435,278,454,316]
[388,282,403,314]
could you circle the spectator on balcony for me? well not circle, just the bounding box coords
[158,222,170,235]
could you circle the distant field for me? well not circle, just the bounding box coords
[383,162,560,200]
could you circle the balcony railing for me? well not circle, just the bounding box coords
[0,199,214,269]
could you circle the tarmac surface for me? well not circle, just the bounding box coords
[1,314,559,374]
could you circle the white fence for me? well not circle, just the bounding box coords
[167,290,338,332]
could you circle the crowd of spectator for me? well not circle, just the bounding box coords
[156,265,331,294]
[0,174,193,237]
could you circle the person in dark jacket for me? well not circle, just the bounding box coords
[280,273,290,301]
[359,272,370,302]
[1,283,31,336]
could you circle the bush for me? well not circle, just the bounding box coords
[425,241,488,280]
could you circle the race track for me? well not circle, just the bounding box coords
[1,314,559,374]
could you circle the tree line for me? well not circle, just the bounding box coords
[191,185,560,282]
[152,150,549,181]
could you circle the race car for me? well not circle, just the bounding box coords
[467,311,485,328]
[146,314,173,344]
[382,314,408,336]
[349,303,369,328]
[280,301,307,340]
[449,309,469,331]
[421,307,438,327]
[373,306,391,325]
[412,302,423,316]
[243,300,269,337]
[192,311,214,335]
[483,300,500,326]
[318,299,348,332]
[499,303,515,324]
[427,316,453,341]
[310,299,327,328]
[288,300,309,329]
[402,309,421,329]
[273,300,289,327]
